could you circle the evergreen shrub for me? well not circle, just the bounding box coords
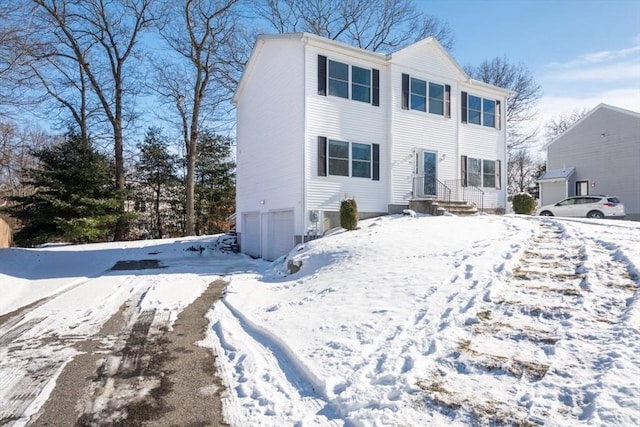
[512,193,537,215]
[340,198,358,230]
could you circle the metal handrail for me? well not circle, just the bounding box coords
[412,175,452,210]
[444,179,485,212]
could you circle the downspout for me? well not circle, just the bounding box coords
[301,35,309,244]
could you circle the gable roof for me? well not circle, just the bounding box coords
[233,32,514,104]
[543,103,640,150]
[388,36,470,81]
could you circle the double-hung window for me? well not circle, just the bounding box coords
[410,78,427,112]
[328,139,350,176]
[351,143,372,178]
[318,55,379,106]
[402,73,450,117]
[483,99,496,128]
[482,159,495,188]
[317,136,380,180]
[328,140,371,178]
[461,155,501,189]
[428,83,444,115]
[468,95,482,125]
[328,60,349,99]
[351,66,371,103]
[461,91,501,128]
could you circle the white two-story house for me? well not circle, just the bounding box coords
[233,33,511,261]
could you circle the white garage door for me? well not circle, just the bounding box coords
[267,210,294,261]
[242,212,261,258]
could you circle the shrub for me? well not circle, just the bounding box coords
[340,198,358,230]
[512,193,537,215]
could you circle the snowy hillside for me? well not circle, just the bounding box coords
[209,214,640,426]
[1,214,639,426]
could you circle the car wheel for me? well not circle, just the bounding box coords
[587,210,604,219]
[539,211,554,216]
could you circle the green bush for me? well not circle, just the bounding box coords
[340,198,358,230]
[512,193,537,215]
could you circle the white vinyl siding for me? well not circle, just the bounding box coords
[235,38,305,255]
[305,44,387,214]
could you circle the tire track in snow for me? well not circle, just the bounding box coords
[210,299,345,426]
[0,276,152,426]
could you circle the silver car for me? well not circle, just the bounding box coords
[536,195,626,219]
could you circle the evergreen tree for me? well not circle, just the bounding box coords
[133,127,180,238]
[4,131,118,246]
[194,131,235,235]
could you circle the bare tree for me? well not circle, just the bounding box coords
[152,0,240,236]
[544,108,589,142]
[255,0,454,52]
[0,121,54,228]
[28,0,157,240]
[465,57,542,151]
[0,3,35,117]
[507,148,544,196]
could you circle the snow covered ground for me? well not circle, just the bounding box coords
[1,214,639,426]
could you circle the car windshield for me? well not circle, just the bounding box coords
[607,197,620,204]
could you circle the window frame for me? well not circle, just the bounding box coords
[327,139,350,176]
[326,139,373,179]
[328,59,349,99]
[462,92,501,128]
[428,82,445,115]
[404,74,447,117]
[410,77,427,112]
[464,156,499,188]
[351,65,372,104]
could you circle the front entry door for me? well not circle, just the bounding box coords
[423,151,437,197]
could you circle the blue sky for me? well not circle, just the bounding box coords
[423,0,640,143]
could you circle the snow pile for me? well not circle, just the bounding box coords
[208,214,640,426]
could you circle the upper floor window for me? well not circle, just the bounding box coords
[318,55,379,106]
[410,78,427,112]
[328,60,349,99]
[461,91,501,129]
[429,82,444,115]
[352,66,371,103]
[402,73,450,117]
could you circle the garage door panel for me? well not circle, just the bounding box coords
[268,210,294,261]
[242,213,260,258]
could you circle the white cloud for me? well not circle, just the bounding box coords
[549,45,640,69]
[548,60,640,82]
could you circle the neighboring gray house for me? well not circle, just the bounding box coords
[538,104,640,220]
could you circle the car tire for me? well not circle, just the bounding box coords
[587,210,604,219]
[539,211,554,216]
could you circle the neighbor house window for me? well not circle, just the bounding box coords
[328,60,349,99]
[351,66,371,103]
[461,92,501,128]
[317,136,379,180]
[461,155,501,188]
